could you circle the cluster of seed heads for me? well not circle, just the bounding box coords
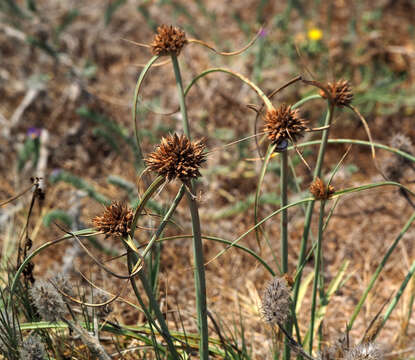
[145,133,207,182]
[93,202,134,237]
[260,277,292,325]
[151,24,187,56]
[263,104,308,150]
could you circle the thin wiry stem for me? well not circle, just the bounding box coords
[380,259,415,333]
[348,210,415,330]
[309,200,326,354]
[281,150,289,274]
[292,103,334,315]
[171,54,209,360]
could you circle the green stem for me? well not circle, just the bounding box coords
[348,210,415,330]
[132,55,160,153]
[141,185,186,259]
[171,55,191,137]
[380,259,415,333]
[171,54,209,360]
[293,138,415,164]
[281,150,289,274]
[184,68,273,110]
[153,235,275,276]
[292,104,334,309]
[130,175,165,240]
[309,200,325,354]
[186,188,209,359]
[126,249,181,359]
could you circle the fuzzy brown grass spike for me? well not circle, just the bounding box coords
[310,177,335,200]
[151,24,187,56]
[145,133,206,182]
[320,79,353,107]
[264,104,307,149]
[93,202,134,237]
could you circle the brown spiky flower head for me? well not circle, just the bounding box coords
[151,25,187,56]
[320,79,353,107]
[145,133,207,182]
[310,177,335,200]
[93,202,134,237]
[264,104,307,151]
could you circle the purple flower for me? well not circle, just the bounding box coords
[259,28,268,38]
[27,127,42,138]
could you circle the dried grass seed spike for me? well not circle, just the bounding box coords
[260,277,291,325]
[151,24,187,56]
[92,202,134,237]
[264,104,308,149]
[310,177,335,200]
[320,79,353,107]
[145,133,207,182]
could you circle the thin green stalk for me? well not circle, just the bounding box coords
[281,149,290,360]
[348,210,415,330]
[380,259,415,332]
[309,200,325,354]
[130,175,165,240]
[171,54,209,360]
[185,188,209,359]
[292,104,334,308]
[281,150,288,274]
[293,138,415,164]
[126,175,181,358]
[153,234,275,276]
[132,55,160,152]
[184,67,273,110]
[141,185,186,259]
[171,55,191,137]
[126,248,181,359]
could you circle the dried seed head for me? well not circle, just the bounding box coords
[92,202,134,237]
[264,105,308,150]
[345,343,383,360]
[260,277,291,325]
[145,133,207,182]
[310,177,335,200]
[390,133,413,154]
[19,334,46,360]
[50,273,75,299]
[320,79,353,107]
[151,25,187,56]
[30,280,67,322]
[318,335,348,360]
[93,290,113,318]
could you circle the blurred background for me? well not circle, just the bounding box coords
[1,1,415,358]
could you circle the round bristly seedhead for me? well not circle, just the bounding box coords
[260,277,291,325]
[92,202,134,237]
[264,104,307,149]
[320,79,353,107]
[19,334,46,360]
[145,133,207,182]
[151,24,187,56]
[309,177,335,200]
[345,343,383,360]
[390,133,413,164]
[30,280,67,322]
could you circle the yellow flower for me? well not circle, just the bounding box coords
[308,28,323,41]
